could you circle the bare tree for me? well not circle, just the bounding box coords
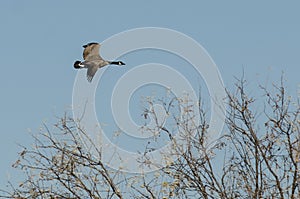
[222,76,300,199]
[1,76,299,199]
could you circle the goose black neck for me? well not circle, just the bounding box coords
[110,61,120,65]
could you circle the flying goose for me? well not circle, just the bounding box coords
[74,42,125,82]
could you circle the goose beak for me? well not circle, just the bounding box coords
[119,61,125,65]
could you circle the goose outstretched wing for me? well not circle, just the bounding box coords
[83,42,102,61]
[86,63,98,82]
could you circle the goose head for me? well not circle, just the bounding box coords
[117,61,126,65]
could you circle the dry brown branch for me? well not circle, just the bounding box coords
[1,75,299,199]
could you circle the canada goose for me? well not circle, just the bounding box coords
[74,42,125,82]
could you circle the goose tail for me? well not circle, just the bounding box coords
[74,61,84,69]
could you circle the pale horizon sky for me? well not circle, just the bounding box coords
[1,0,299,190]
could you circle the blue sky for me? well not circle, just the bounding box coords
[1,0,299,189]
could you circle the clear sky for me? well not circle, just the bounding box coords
[0,0,299,189]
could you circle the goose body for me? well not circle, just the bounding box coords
[74,42,125,82]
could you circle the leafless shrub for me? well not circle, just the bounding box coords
[1,76,299,199]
